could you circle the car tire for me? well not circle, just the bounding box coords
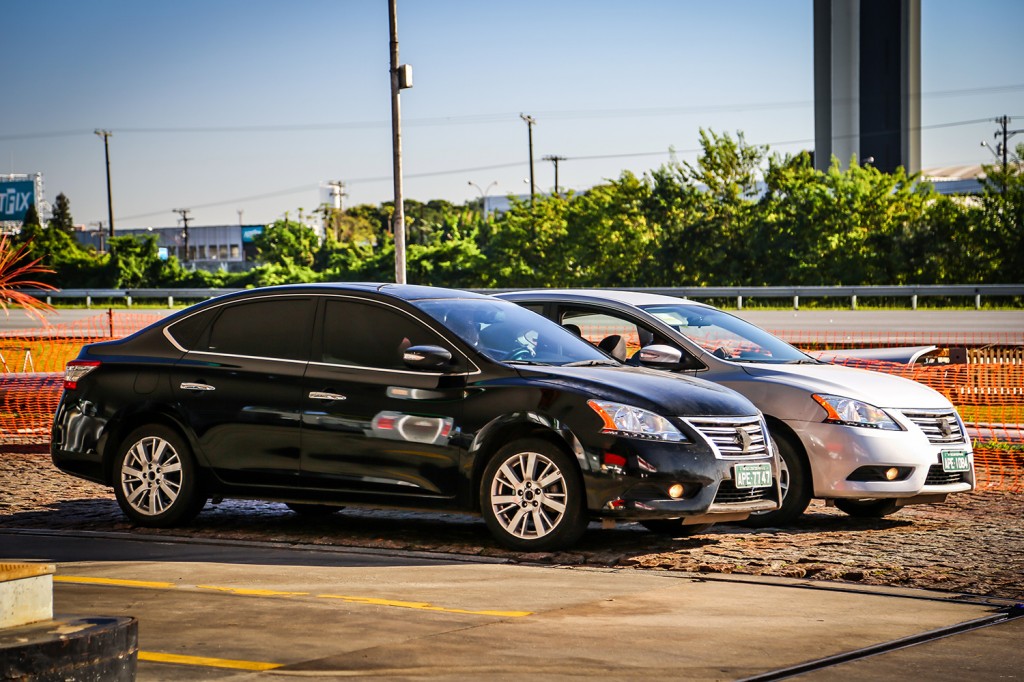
[834,498,900,518]
[639,520,715,536]
[286,503,342,516]
[480,438,587,551]
[740,435,812,528]
[113,425,206,527]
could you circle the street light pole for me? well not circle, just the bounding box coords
[467,180,497,216]
[520,114,536,204]
[94,130,114,237]
[388,0,412,285]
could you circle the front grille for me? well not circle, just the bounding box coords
[925,465,967,486]
[714,479,772,504]
[685,416,769,459]
[899,409,966,445]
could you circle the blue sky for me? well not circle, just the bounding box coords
[3,0,1023,230]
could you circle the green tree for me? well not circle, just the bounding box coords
[49,193,75,234]
[976,147,1024,282]
[252,219,319,267]
[652,130,766,285]
[21,203,40,228]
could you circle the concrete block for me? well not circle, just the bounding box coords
[0,562,55,628]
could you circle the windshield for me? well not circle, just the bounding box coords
[415,298,614,366]
[639,304,811,364]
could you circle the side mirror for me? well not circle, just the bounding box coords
[403,345,453,371]
[635,344,683,369]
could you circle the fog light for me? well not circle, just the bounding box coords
[668,484,684,499]
[885,467,900,481]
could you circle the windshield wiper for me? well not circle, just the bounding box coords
[505,360,553,366]
[786,358,822,365]
[563,359,620,367]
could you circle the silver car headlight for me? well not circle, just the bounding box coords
[587,400,686,442]
[812,394,902,431]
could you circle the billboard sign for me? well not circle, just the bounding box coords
[0,180,35,222]
[241,225,264,243]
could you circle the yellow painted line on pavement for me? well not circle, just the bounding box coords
[56,574,531,617]
[195,584,310,597]
[54,575,176,589]
[318,593,532,618]
[138,651,281,671]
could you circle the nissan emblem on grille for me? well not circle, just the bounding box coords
[735,427,752,454]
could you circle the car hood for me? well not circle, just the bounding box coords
[739,362,951,409]
[522,364,759,418]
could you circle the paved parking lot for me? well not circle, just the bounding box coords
[2,530,1020,680]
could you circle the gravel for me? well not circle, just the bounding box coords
[3,447,1021,603]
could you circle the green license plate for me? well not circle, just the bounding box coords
[734,462,772,489]
[941,450,970,473]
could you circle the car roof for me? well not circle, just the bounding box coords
[219,282,494,302]
[498,288,716,310]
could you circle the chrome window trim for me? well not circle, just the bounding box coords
[186,350,308,366]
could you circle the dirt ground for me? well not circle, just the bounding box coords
[2,446,1021,603]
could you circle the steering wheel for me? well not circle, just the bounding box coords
[506,347,534,361]
[712,347,730,360]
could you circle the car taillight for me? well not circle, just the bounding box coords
[64,361,101,390]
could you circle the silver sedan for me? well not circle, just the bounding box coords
[497,289,975,526]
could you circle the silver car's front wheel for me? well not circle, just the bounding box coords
[481,439,586,551]
[114,425,205,526]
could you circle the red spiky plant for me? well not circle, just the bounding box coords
[0,234,57,324]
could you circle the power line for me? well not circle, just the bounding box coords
[5,83,1024,141]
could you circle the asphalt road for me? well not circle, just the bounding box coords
[2,529,1020,681]
[1,306,1021,334]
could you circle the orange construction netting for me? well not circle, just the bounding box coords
[1,314,1021,492]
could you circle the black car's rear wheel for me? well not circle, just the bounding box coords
[113,425,206,527]
[481,439,587,551]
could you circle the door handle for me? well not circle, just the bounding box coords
[309,391,347,401]
[180,382,216,391]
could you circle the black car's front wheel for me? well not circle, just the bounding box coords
[481,439,587,551]
[113,425,206,527]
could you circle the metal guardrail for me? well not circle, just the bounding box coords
[20,284,1024,310]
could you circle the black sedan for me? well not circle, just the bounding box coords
[52,284,780,550]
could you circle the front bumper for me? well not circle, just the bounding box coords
[789,419,975,500]
[580,438,781,522]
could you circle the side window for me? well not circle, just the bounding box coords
[320,299,453,371]
[204,298,314,361]
[166,307,218,350]
[560,308,658,358]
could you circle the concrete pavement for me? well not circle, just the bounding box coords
[2,529,1019,680]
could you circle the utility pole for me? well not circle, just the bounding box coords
[389,0,413,284]
[543,155,566,195]
[94,130,114,237]
[326,181,346,211]
[173,208,192,262]
[520,114,536,203]
[994,115,1023,173]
